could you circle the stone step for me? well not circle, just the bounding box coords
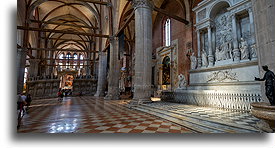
[132,104,259,133]
[143,104,259,132]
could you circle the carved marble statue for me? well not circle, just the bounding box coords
[251,44,257,58]
[239,38,249,60]
[255,65,275,106]
[201,49,208,67]
[218,36,233,60]
[190,52,197,70]
[177,74,187,89]
[215,47,222,61]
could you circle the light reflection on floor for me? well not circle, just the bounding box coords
[18,96,191,133]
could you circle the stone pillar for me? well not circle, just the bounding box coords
[104,37,120,100]
[17,48,27,94]
[231,14,241,62]
[248,8,256,45]
[86,53,91,76]
[196,30,202,68]
[131,0,153,104]
[95,52,108,97]
[207,26,214,67]
[28,59,40,77]
[252,0,275,102]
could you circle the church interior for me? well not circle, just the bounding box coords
[17,0,275,133]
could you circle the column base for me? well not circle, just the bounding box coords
[233,48,241,63]
[208,55,214,67]
[94,90,105,97]
[197,58,202,68]
[128,98,152,106]
[104,94,120,100]
[104,86,120,100]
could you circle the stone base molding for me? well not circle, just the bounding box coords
[161,90,263,111]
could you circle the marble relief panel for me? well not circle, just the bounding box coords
[214,9,232,48]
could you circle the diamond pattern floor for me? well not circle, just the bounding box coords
[17,96,192,133]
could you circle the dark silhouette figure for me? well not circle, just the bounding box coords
[255,65,275,106]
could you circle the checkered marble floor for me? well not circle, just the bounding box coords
[143,102,260,128]
[17,97,192,133]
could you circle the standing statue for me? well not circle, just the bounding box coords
[201,49,208,67]
[220,39,233,60]
[239,38,249,60]
[255,65,275,106]
[251,44,257,59]
[190,52,197,70]
[177,74,187,89]
[215,47,222,61]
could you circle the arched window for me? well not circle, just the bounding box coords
[59,53,64,59]
[80,54,84,60]
[80,54,84,68]
[164,18,171,46]
[24,68,28,83]
[66,53,71,59]
[73,53,78,59]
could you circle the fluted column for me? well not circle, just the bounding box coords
[197,30,202,68]
[104,37,120,100]
[207,26,214,67]
[231,14,241,62]
[95,52,108,97]
[131,0,153,104]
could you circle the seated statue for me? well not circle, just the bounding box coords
[220,40,233,60]
[239,38,249,60]
[255,65,275,106]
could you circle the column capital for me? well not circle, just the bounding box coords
[29,59,40,63]
[109,36,119,41]
[17,48,28,53]
[196,29,201,33]
[247,7,253,13]
[230,13,236,20]
[132,0,154,10]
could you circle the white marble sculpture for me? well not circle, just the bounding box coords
[177,74,187,89]
[215,47,222,61]
[250,44,257,59]
[201,49,208,67]
[190,52,197,70]
[239,38,249,60]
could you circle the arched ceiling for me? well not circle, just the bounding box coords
[28,0,102,57]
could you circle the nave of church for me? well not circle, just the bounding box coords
[17,0,275,133]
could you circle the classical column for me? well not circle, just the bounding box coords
[248,8,256,45]
[231,14,241,62]
[104,37,120,100]
[86,52,91,76]
[197,30,202,68]
[17,48,27,94]
[248,8,258,59]
[207,26,214,67]
[131,0,153,104]
[94,52,108,97]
